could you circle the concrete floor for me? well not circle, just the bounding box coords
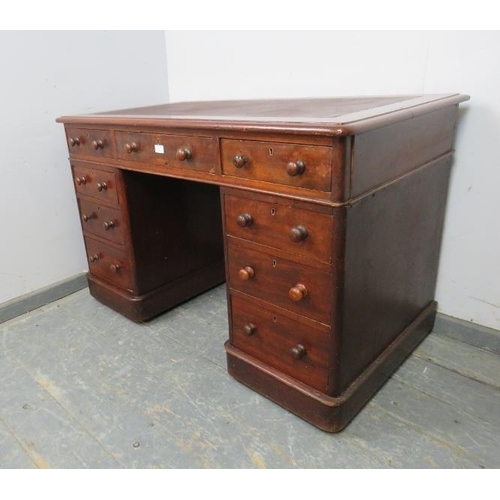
[1,285,499,468]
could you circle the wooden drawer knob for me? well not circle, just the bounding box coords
[176,148,192,161]
[92,140,104,150]
[238,266,255,280]
[103,221,115,230]
[75,176,87,186]
[110,264,121,273]
[97,182,108,192]
[286,160,306,176]
[243,323,256,336]
[232,155,247,168]
[82,213,94,222]
[89,254,99,263]
[289,283,308,301]
[291,344,307,360]
[69,137,81,147]
[236,213,253,228]
[125,142,139,154]
[289,225,308,243]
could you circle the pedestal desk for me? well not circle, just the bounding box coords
[57,95,469,432]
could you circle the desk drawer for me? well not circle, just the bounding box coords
[78,199,126,246]
[224,193,333,264]
[230,294,329,391]
[221,139,332,192]
[115,131,219,172]
[66,127,114,159]
[85,237,133,291]
[72,165,119,205]
[227,243,332,325]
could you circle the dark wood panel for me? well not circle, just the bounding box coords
[339,155,453,392]
[230,294,330,391]
[224,192,333,264]
[66,127,114,159]
[72,164,119,206]
[123,172,225,296]
[227,243,332,325]
[351,106,458,197]
[221,139,332,192]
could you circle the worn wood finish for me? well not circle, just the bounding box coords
[58,94,468,432]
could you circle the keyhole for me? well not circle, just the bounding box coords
[271,208,276,216]
[268,147,274,156]
[272,315,277,323]
[272,259,277,268]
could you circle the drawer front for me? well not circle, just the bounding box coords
[221,139,332,192]
[72,165,119,205]
[85,237,133,291]
[231,294,329,391]
[78,199,126,246]
[227,243,332,325]
[224,193,333,264]
[66,127,114,159]
[115,131,219,172]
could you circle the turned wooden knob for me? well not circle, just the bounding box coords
[232,155,247,168]
[92,140,104,150]
[82,213,93,222]
[238,266,255,280]
[236,213,253,228]
[125,142,139,154]
[110,264,121,273]
[75,176,87,186]
[243,323,256,336]
[69,137,80,147]
[286,160,306,176]
[103,221,115,230]
[176,148,192,161]
[289,283,308,301]
[290,225,308,243]
[89,254,99,263]
[97,182,108,192]
[291,344,307,360]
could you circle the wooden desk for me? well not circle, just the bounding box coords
[57,95,469,432]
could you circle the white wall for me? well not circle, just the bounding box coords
[165,31,500,330]
[0,31,168,305]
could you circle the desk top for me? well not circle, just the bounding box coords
[57,94,469,136]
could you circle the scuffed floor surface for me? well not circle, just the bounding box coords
[1,285,500,468]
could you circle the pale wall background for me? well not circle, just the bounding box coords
[165,31,500,330]
[1,31,499,332]
[0,31,169,305]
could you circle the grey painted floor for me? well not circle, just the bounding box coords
[1,285,500,469]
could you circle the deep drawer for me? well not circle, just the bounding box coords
[85,236,133,291]
[230,294,329,391]
[227,243,332,325]
[221,139,332,192]
[115,131,219,173]
[224,192,333,264]
[78,198,126,246]
[66,127,114,159]
[72,165,119,205]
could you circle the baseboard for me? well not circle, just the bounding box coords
[434,312,500,355]
[0,273,88,325]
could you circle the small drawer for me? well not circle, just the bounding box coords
[72,165,119,205]
[230,294,329,391]
[78,199,126,246]
[221,139,332,192]
[224,193,333,264]
[85,236,133,291]
[66,127,114,159]
[115,131,219,173]
[227,243,332,325]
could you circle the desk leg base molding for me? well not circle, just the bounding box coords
[87,260,226,322]
[225,301,437,432]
